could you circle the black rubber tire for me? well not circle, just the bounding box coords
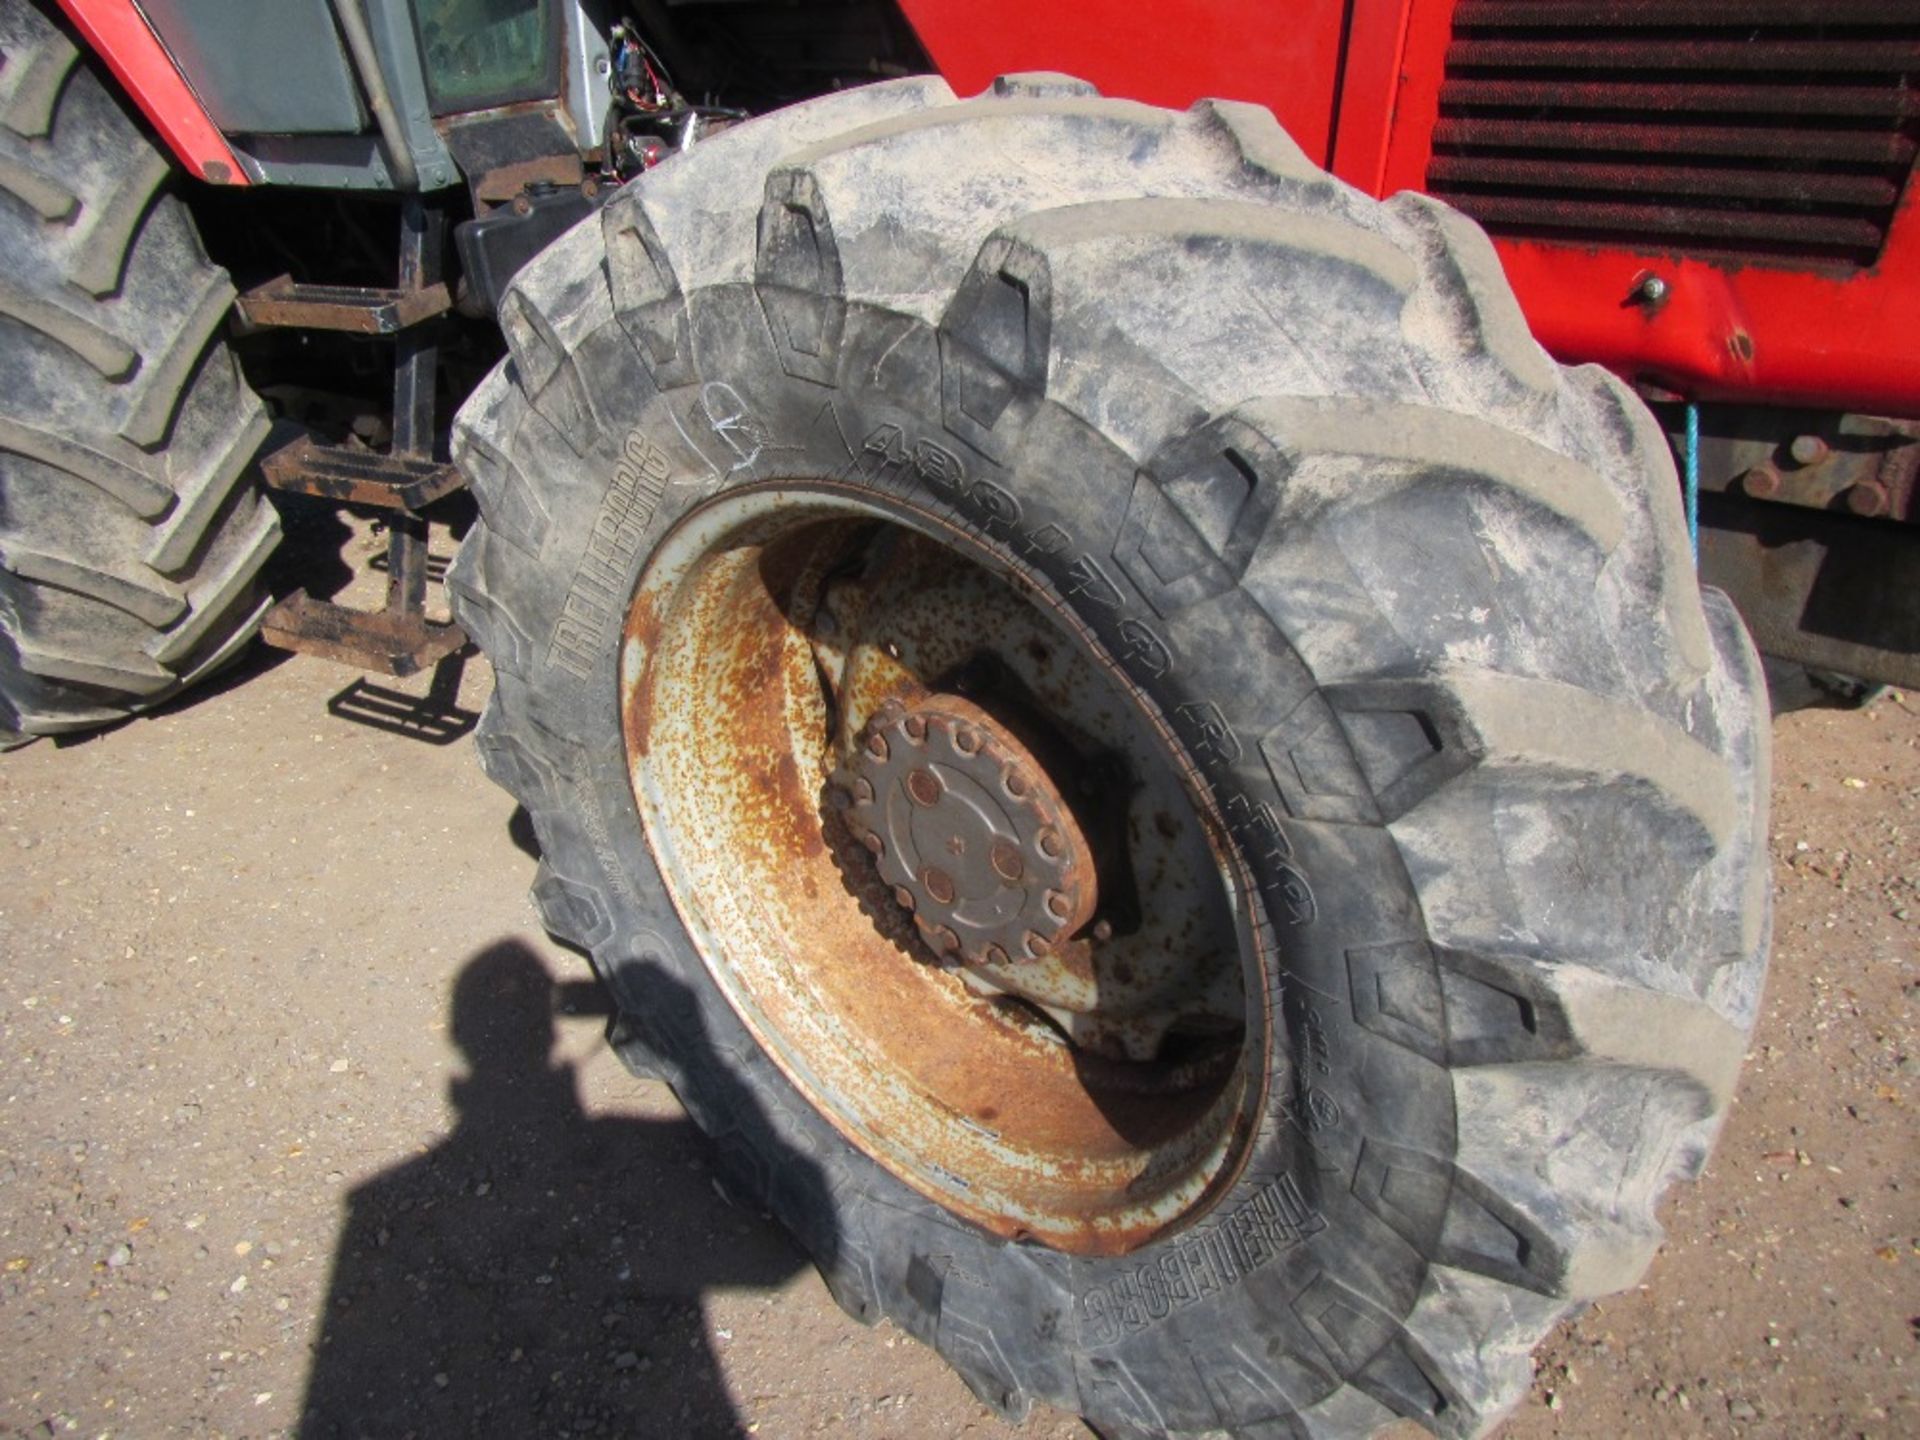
[0,0,277,744]
[449,75,1772,1439]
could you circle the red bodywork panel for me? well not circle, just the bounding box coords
[904,0,1920,420]
[67,0,1920,416]
[895,0,1352,165]
[55,0,247,185]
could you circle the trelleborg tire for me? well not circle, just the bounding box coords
[448,74,1771,1439]
[0,0,277,744]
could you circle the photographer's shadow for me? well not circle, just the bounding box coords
[301,942,819,1439]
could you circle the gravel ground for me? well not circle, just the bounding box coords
[1,632,1914,1440]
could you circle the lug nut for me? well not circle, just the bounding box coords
[990,839,1025,883]
[1789,434,1829,466]
[865,732,889,762]
[1847,480,1890,517]
[1036,828,1062,859]
[1023,930,1052,957]
[1045,890,1070,918]
[1004,766,1028,798]
[1742,465,1781,500]
[893,885,917,912]
[862,832,884,857]
[903,714,927,740]
[982,944,1010,968]
[952,725,979,755]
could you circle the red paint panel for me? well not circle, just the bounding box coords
[1494,205,1920,418]
[896,0,1349,166]
[56,0,247,185]
[1364,0,1920,418]
[1328,0,1416,192]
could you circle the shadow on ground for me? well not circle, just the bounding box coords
[301,942,819,1439]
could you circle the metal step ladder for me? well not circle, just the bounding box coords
[253,197,467,678]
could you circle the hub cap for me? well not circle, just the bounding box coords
[838,693,1096,969]
[621,488,1264,1254]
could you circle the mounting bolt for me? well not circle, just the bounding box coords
[990,840,1025,884]
[906,768,942,807]
[1742,465,1782,500]
[1092,918,1114,942]
[1846,480,1890,517]
[1789,434,1829,467]
[1634,273,1670,308]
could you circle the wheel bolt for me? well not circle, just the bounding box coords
[982,944,1010,968]
[1045,890,1069,918]
[1036,828,1062,859]
[862,832,884,857]
[904,714,927,740]
[865,732,889,762]
[1847,480,1889,517]
[990,839,1024,883]
[1023,930,1052,957]
[1789,434,1829,466]
[893,885,917,912]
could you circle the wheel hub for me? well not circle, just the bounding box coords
[839,694,1096,968]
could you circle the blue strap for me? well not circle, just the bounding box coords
[1684,402,1700,565]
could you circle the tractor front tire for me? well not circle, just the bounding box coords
[0,0,277,744]
[450,75,1771,1439]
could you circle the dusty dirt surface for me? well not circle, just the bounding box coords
[2,627,1915,1439]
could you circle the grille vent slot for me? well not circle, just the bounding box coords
[1428,1,1920,269]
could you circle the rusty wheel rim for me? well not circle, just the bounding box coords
[621,486,1266,1255]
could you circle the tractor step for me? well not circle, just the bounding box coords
[259,434,465,513]
[260,591,466,677]
[235,274,452,335]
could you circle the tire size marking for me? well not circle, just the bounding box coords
[547,430,675,680]
[851,421,1317,927]
[1079,1175,1325,1347]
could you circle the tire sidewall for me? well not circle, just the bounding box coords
[482,274,1466,1430]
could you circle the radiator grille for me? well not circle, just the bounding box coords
[1427,1,1920,269]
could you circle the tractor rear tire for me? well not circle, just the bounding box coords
[449,76,1771,1439]
[0,0,277,744]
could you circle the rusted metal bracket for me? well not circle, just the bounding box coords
[260,434,464,512]
[235,274,452,335]
[258,196,467,678]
